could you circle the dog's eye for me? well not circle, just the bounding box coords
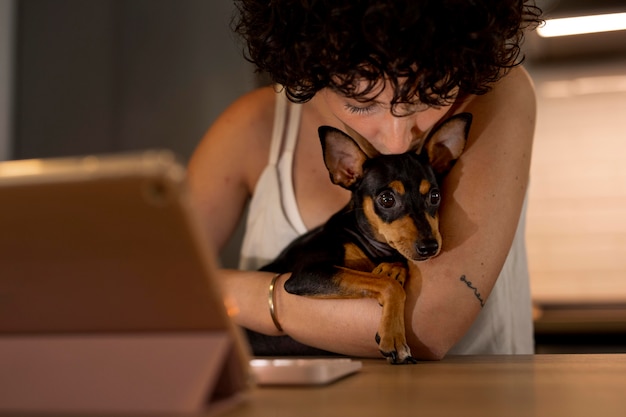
[378,191,396,208]
[428,188,441,206]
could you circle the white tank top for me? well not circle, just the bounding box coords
[239,90,534,355]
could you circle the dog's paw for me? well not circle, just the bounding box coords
[375,333,416,365]
[372,262,407,286]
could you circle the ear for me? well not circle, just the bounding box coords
[318,126,369,189]
[423,113,472,175]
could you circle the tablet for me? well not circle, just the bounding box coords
[0,150,250,414]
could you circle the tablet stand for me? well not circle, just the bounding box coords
[0,332,248,414]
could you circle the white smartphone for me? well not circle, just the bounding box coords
[250,358,362,386]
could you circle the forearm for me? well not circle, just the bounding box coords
[219,269,286,336]
[403,66,536,359]
[221,268,384,358]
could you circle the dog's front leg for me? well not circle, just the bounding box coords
[372,262,408,287]
[284,267,416,364]
[370,278,414,364]
[371,262,414,363]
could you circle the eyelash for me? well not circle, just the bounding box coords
[344,103,375,115]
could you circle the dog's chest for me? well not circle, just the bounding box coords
[341,242,377,271]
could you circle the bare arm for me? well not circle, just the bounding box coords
[187,87,298,337]
[404,66,536,358]
[187,87,276,251]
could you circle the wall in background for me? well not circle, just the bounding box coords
[0,0,14,161]
[524,0,626,307]
[13,0,254,161]
[526,57,626,305]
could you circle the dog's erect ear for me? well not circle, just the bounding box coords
[318,126,369,189]
[423,113,472,175]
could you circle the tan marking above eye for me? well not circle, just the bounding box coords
[388,180,405,195]
[419,179,431,195]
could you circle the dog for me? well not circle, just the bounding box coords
[249,113,472,364]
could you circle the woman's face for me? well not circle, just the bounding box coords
[319,80,457,155]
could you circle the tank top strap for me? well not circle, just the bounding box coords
[283,96,302,153]
[277,89,307,235]
[268,87,289,166]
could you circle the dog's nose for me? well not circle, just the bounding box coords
[416,240,439,257]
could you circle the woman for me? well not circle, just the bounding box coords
[188,0,542,360]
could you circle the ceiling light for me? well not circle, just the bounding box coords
[537,12,626,38]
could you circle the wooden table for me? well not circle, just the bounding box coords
[222,354,626,417]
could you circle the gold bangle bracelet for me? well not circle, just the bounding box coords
[268,273,284,332]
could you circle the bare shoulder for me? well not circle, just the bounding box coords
[464,65,535,109]
[216,86,277,137]
[447,65,537,199]
[457,66,536,146]
[186,86,279,249]
[188,85,278,192]
[198,86,277,158]
[448,65,537,175]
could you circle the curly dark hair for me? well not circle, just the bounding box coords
[233,0,542,111]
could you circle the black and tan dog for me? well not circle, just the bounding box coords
[251,113,472,364]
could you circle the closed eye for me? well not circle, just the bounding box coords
[344,103,376,115]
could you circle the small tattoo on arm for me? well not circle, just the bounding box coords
[460,275,485,308]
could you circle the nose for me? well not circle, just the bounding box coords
[416,239,439,258]
[378,115,416,154]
